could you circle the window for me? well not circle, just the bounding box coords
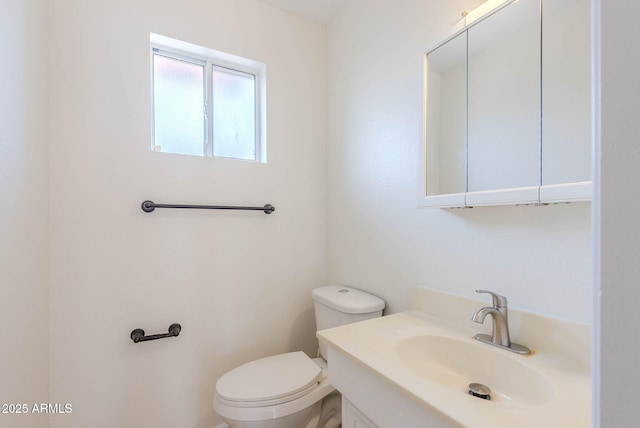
[151,34,266,162]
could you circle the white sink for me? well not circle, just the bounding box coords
[317,308,591,427]
[396,335,555,406]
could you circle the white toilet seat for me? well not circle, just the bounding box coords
[216,351,323,404]
[214,352,335,422]
[216,381,321,408]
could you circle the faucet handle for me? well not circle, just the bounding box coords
[475,290,508,308]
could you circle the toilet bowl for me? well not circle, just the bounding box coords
[213,285,385,428]
[214,353,338,428]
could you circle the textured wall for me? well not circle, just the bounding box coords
[48,1,326,426]
[326,0,592,322]
[0,0,50,427]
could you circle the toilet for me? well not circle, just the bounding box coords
[213,285,385,428]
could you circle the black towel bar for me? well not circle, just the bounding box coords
[141,200,275,214]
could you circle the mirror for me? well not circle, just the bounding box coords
[424,0,591,206]
[467,0,540,192]
[426,32,467,196]
[542,0,591,185]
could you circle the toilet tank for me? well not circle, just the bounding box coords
[312,285,385,359]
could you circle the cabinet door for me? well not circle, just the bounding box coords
[343,397,379,428]
[541,0,591,186]
[467,0,541,193]
[425,31,468,198]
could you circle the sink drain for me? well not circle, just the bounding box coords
[468,383,491,400]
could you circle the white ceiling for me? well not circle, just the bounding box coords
[257,0,349,25]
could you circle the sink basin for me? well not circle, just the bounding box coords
[396,335,555,406]
[318,307,590,427]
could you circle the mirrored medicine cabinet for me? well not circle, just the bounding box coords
[422,0,591,208]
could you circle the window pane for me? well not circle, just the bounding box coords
[153,54,205,156]
[212,67,256,160]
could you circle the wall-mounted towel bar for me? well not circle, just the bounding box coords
[130,323,181,343]
[141,200,275,214]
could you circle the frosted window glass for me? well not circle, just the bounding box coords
[153,54,205,156]
[212,67,256,160]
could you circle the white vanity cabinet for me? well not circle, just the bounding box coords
[326,345,460,428]
[343,398,379,428]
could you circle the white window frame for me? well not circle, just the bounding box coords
[150,33,267,162]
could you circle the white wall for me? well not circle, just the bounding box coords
[0,0,50,427]
[326,0,592,323]
[595,1,640,425]
[48,0,326,426]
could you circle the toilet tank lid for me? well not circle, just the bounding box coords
[312,285,385,314]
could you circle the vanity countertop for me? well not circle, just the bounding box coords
[318,303,591,428]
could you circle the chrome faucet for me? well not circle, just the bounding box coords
[471,290,530,355]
